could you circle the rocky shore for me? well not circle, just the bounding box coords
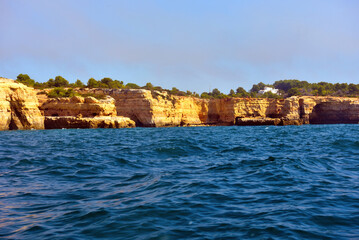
[1,77,359,130]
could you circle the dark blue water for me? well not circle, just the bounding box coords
[1,125,359,239]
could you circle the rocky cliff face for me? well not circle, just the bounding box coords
[208,98,283,125]
[78,89,208,127]
[2,78,359,131]
[232,96,359,125]
[304,97,359,124]
[0,78,44,130]
[39,94,135,129]
[76,88,359,127]
[40,96,117,117]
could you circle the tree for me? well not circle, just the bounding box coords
[273,79,310,95]
[53,76,69,87]
[287,88,302,97]
[250,82,266,93]
[112,80,124,89]
[126,83,140,89]
[261,91,282,99]
[153,86,163,91]
[100,77,113,87]
[317,86,325,96]
[236,87,249,97]
[16,74,35,86]
[144,82,154,90]
[334,83,348,93]
[73,79,85,88]
[176,91,187,96]
[250,85,258,93]
[349,84,359,95]
[170,87,179,95]
[33,82,46,89]
[47,87,77,98]
[87,78,99,88]
[250,84,259,93]
[200,92,211,99]
[212,88,221,96]
[250,92,257,98]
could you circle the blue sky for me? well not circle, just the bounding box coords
[1,0,358,93]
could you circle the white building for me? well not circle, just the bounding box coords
[258,87,279,95]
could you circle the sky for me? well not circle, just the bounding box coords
[1,0,359,93]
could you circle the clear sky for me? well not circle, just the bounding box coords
[1,0,358,93]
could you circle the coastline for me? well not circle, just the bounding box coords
[1,77,359,131]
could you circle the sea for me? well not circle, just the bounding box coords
[0,125,359,239]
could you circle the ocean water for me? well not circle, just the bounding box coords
[0,125,359,240]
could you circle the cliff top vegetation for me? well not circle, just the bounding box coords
[15,74,359,99]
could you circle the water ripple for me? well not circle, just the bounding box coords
[0,125,359,239]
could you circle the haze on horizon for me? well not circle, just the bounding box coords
[1,0,358,94]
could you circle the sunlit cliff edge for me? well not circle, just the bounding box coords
[0,78,44,130]
[1,77,359,130]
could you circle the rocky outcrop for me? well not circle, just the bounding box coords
[0,78,44,130]
[77,89,208,127]
[76,88,359,127]
[44,116,135,129]
[236,117,303,126]
[233,96,359,125]
[39,94,136,129]
[208,98,284,125]
[236,118,282,126]
[305,97,359,124]
[40,96,117,117]
[2,77,359,130]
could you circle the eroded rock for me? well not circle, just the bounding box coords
[44,116,135,129]
[40,96,117,117]
[0,78,44,130]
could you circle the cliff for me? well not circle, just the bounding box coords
[232,96,359,125]
[76,88,359,127]
[0,78,44,130]
[40,95,117,117]
[208,98,282,125]
[38,94,135,129]
[1,77,359,131]
[301,97,359,124]
[77,89,208,127]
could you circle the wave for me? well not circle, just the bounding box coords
[1,125,359,239]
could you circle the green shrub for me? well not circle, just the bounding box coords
[16,74,35,87]
[125,83,141,89]
[48,88,78,98]
[73,79,85,88]
[87,78,99,88]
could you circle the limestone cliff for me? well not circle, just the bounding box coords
[40,96,117,117]
[38,94,136,129]
[302,97,359,124]
[2,78,358,131]
[232,96,359,125]
[76,88,359,127]
[0,78,44,130]
[77,89,208,127]
[208,98,283,125]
